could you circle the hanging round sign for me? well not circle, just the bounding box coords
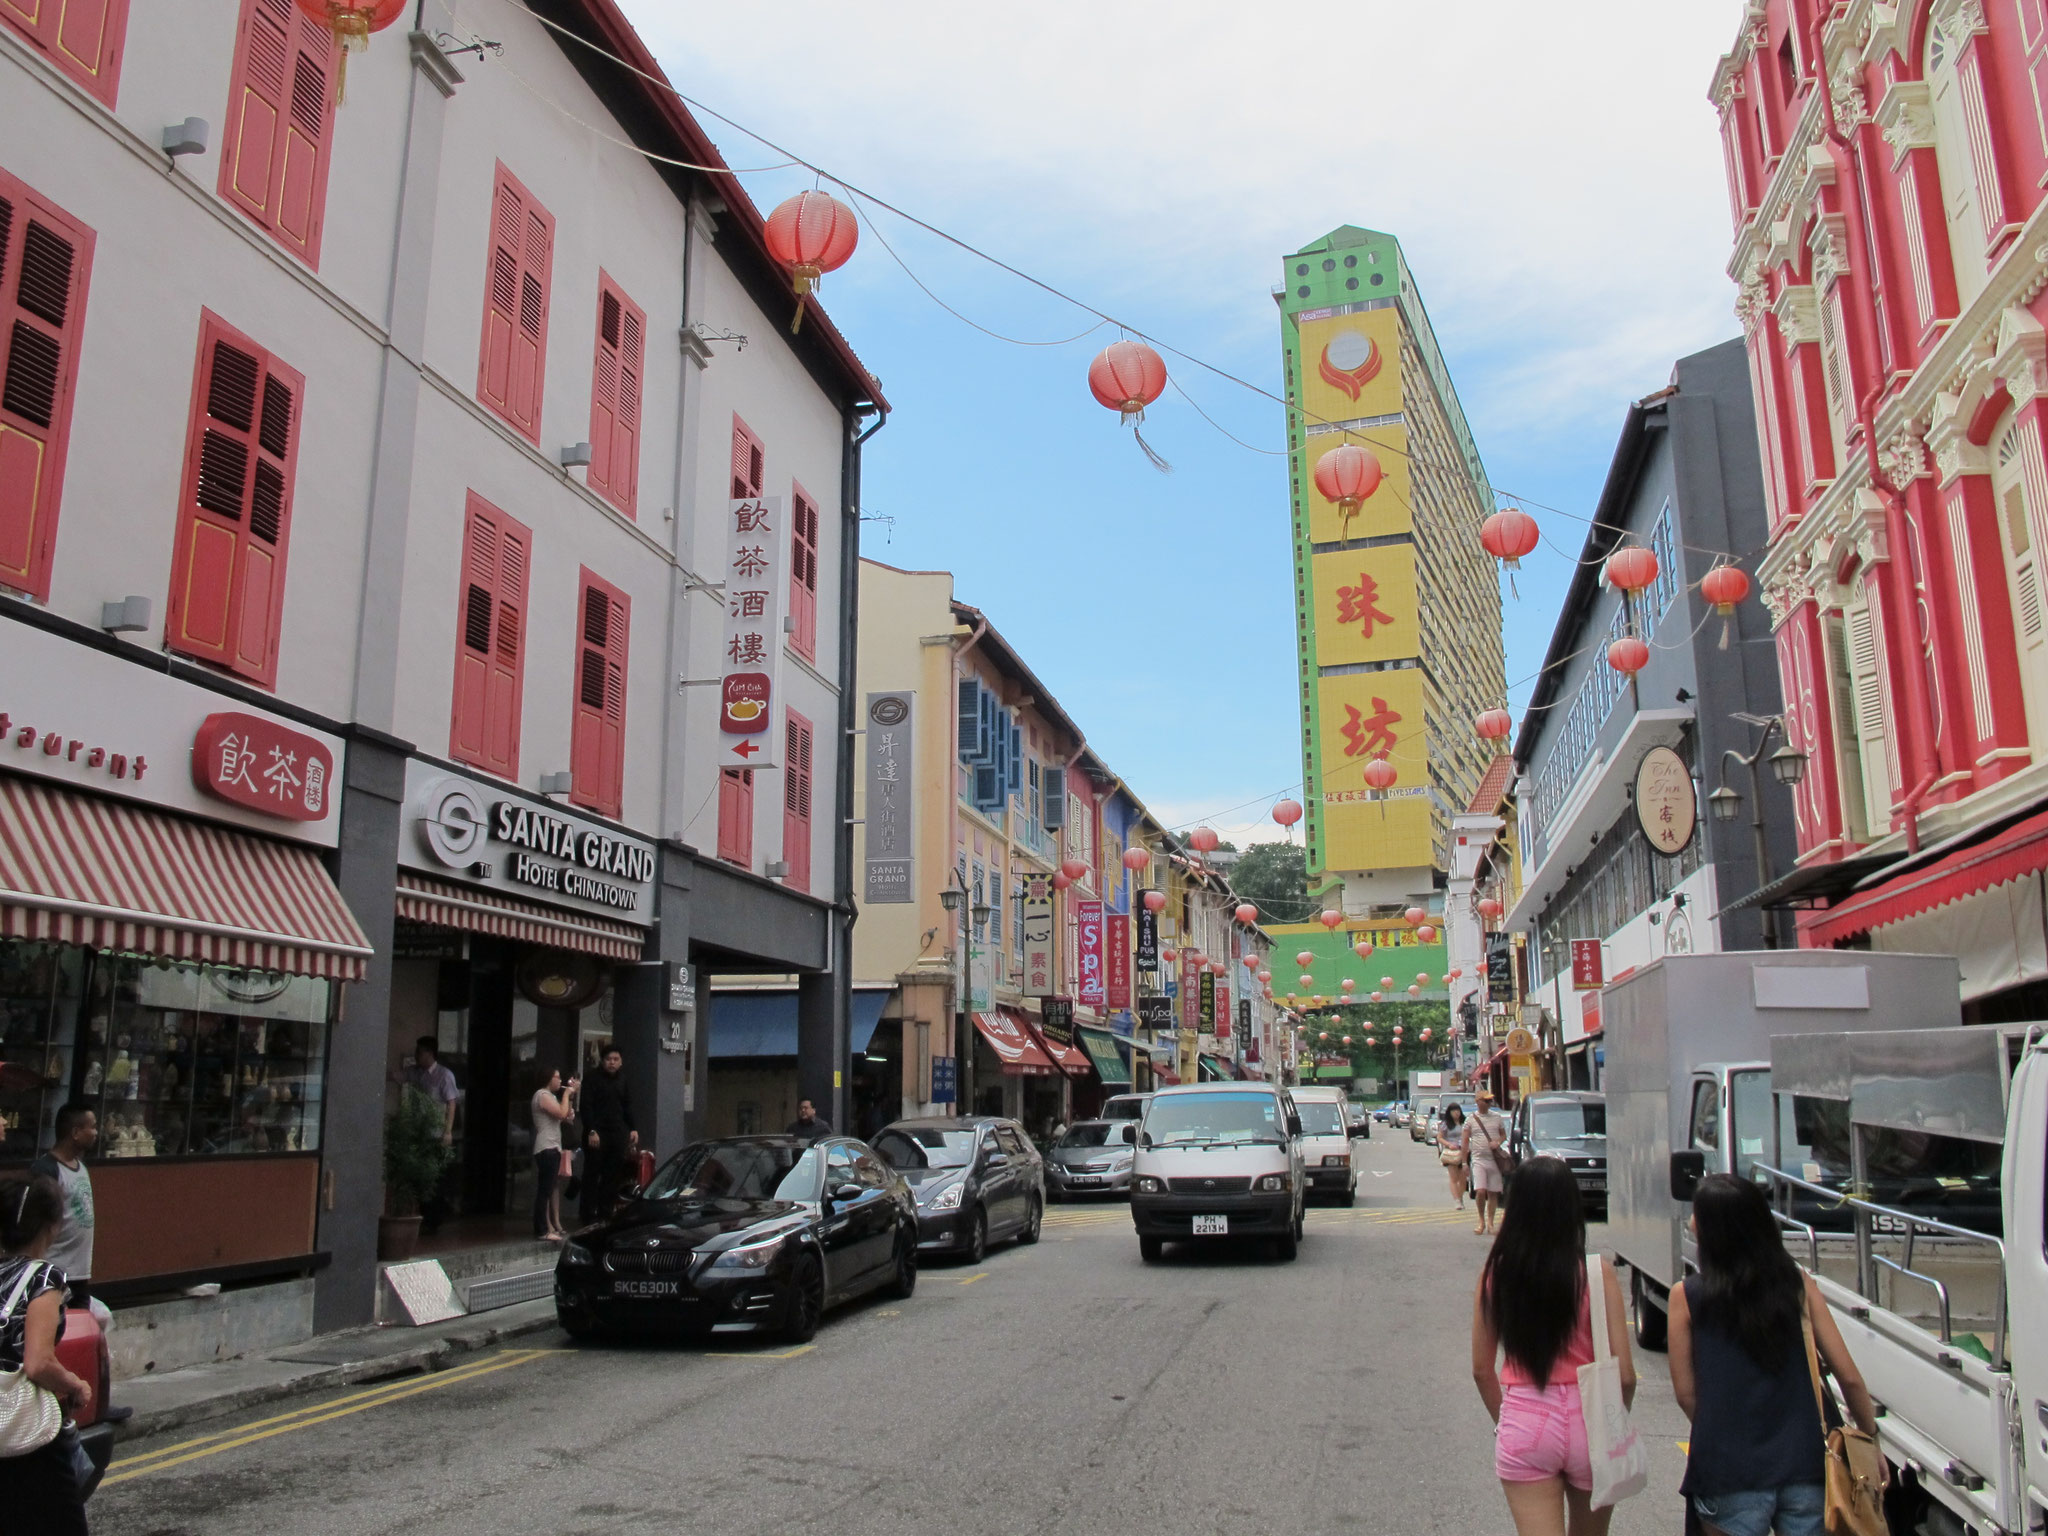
[1633,744,1697,857]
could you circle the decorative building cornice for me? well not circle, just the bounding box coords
[1927,392,1989,486]
[1932,0,1989,48]
[1875,80,1935,163]
[1774,284,1821,345]
[1811,214,1850,291]
[1852,487,1894,565]
[1879,427,1928,490]
[1830,64,1869,132]
[1996,304,2048,409]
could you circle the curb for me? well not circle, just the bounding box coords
[115,1307,563,1447]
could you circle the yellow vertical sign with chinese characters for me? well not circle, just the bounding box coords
[1315,668,1432,869]
[1310,546,1419,667]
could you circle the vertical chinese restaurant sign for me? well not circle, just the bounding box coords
[193,713,334,822]
[719,495,784,769]
[1180,949,1201,1032]
[1074,899,1106,1007]
[1021,877,1055,995]
[1106,914,1130,1010]
[1570,938,1604,991]
[1135,907,1158,972]
[1198,970,1216,1034]
[863,692,914,904]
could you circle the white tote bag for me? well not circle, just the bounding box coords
[1578,1254,1648,1509]
[0,1261,64,1457]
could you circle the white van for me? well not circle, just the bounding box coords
[1290,1084,1365,1205]
[1125,1082,1306,1262]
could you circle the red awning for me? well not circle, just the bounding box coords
[1021,1012,1091,1077]
[1807,807,2048,945]
[0,775,372,981]
[972,1010,1056,1076]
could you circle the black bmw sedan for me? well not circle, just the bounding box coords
[555,1135,918,1342]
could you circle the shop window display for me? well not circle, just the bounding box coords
[0,942,85,1160]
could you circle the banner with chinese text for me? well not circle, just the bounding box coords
[1106,913,1130,1010]
[862,692,914,903]
[1022,877,1055,995]
[718,496,785,770]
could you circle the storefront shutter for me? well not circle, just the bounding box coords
[587,274,643,517]
[165,312,302,686]
[0,0,129,106]
[477,163,553,442]
[0,169,93,601]
[218,0,335,266]
[783,709,812,892]
[449,492,529,777]
[570,570,629,817]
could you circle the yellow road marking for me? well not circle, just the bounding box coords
[956,1272,989,1286]
[103,1349,560,1485]
[705,1343,816,1360]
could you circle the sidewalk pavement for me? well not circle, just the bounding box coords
[113,1298,564,1446]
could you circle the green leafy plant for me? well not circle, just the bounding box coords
[383,1087,454,1217]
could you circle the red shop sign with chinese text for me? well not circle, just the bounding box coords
[1570,938,1604,992]
[1106,913,1130,1010]
[192,712,334,823]
[1074,899,1106,1007]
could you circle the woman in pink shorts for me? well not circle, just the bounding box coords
[1471,1157,1635,1536]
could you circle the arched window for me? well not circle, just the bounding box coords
[1993,414,2048,750]
[1926,24,1989,309]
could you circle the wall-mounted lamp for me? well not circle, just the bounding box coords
[538,771,573,796]
[162,118,209,160]
[559,442,593,470]
[765,860,790,879]
[100,596,150,634]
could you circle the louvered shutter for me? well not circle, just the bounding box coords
[586,275,644,517]
[0,171,94,601]
[449,493,529,778]
[0,0,129,106]
[730,415,763,499]
[218,0,334,266]
[477,164,553,442]
[783,709,813,893]
[789,484,819,659]
[571,570,629,817]
[166,313,301,686]
[1845,582,1893,827]
[719,768,753,865]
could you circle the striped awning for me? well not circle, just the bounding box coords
[396,872,644,961]
[0,775,372,981]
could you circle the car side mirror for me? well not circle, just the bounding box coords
[1669,1150,1706,1202]
[832,1182,863,1203]
[986,1152,1009,1168]
[1121,1124,1137,1144]
[1349,1124,1368,1138]
[1287,1114,1303,1137]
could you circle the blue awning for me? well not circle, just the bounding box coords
[707,989,891,1058]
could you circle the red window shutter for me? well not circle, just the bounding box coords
[448,492,529,778]
[217,0,334,266]
[718,767,754,866]
[0,0,129,106]
[788,483,819,660]
[0,169,94,602]
[586,273,644,518]
[476,163,553,443]
[782,710,813,893]
[570,568,629,817]
[164,311,301,687]
[730,414,763,499]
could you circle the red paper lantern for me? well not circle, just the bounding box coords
[1242,953,1259,970]
[1447,967,1463,981]
[1188,826,1220,854]
[1370,991,1383,1003]
[1313,443,1384,520]
[1364,1036,1376,1047]
[1296,951,1316,968]
[1701,564,1752,651]
[1143,889,1167,913]
[1051,872,1072,892]
[1475,708,1512,742]
[1416,972,1432,986]
[1341,1036,1352,1046]
[1362,757,1398,792]
[1340,978,1356,993]
[1317,1032,1329,1041]
[1088,341,1168,424]
[1404,907,1427,927]
[1607,636,1650,676]
[1381,976,1395,988]
[763,191,859,332]
[1271,798,1303,829]
[1415,924,1438,944]
[1209,961,1226,976]
[1256,968,1272,983]
[1060,859,1089,883]
[1480,507,1540,569]
[1353,940,1374,960]
[1604,545,1660,595]
[1407,984,1422,997]
[293,0,406,98]
[1122,846,1151,872]
[1477,897,1504,920]
[1235,903,1258,926]
[1299,973,1315,987]
[1320,909,1345,930]
[1421,1028,1433,1042]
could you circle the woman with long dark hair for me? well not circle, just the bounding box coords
[1671,1174,1881,1536]
[1439,1103,1469,1211]
[0,1171,94,1534]
[1472,1156,1633,1536]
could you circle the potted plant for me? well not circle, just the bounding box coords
[379,1087,453,1262]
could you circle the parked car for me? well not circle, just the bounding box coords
[1099,1092,1154,1126]
[1044,1119,1134,1200]
[555,1135,917,1343]
[1510,1091,1607,1220]
[873,1117,1045,1261]
[1292,1084,1367,1204]
[1126,1081,1307,1262]
[1408,1096,1441,1141]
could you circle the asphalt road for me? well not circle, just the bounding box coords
[93,1133,1689,1536]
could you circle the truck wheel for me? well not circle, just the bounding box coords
[1139,1235,1164,1263]
[1274,1228,1299,1261]
[1632,1267,1668,1351]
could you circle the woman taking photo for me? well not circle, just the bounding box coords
[1671,1174,1882,1536]
[1438,1102,1469,1212]
[1472,1156,1634,1536]
[530,1069,578,1241]
[0,1171,95,1534]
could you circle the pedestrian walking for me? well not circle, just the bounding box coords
[28,1102,129,1424]
[530,1070,577,1241]
[1471,1156,1635,1536]
[785,1099,832,1142]
[0,1171,95,1536]
[1438,1102,1469,1211]
[1464,1088,1511,1235]
[578,1045,636,1225]
[1670,1174,1884,1536]
[397,1037,460,1234]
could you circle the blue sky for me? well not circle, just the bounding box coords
[616,0,1748,842]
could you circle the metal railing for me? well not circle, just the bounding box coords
[1754,1163,2008,1368]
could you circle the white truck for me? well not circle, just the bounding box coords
[1604,951,1961,1349]
[1721,1023,2038,1536]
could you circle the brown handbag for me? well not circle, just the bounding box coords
[1802,1298,1887,1536]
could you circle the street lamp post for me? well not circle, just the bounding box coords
[938,877,996,1116]
[1710,716,1808,949]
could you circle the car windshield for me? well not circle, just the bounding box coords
[1533,1101,1605,1142]
[644,1141,819,1202]
[873,1127,978,1170]
[1296,1102,1347,1136]
[1057,1123,1113,1148]
[1101,1096,1147,1120]
[1145,1091,1285,1145]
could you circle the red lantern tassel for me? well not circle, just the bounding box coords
[1718,614,1732,650]
[1132,427,1172,474]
